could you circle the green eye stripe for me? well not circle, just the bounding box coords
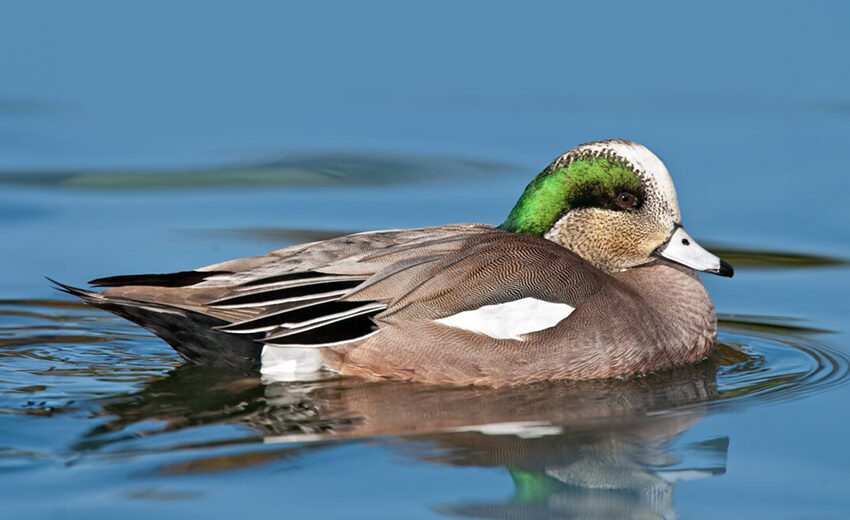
[500,158,644,236]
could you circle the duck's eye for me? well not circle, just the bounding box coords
[616,192,639,210]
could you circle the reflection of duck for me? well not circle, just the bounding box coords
[58,139,733,386]
[303,362,726,519]
[81,356,728,517]
[428,414,726,520]
[438,432,727,520]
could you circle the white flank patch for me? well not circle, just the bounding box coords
[434,297,574,341]
[451,421,564,439]
[260,346,326,382]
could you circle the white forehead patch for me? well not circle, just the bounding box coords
[434,297,575,340]
[572,140,681,223]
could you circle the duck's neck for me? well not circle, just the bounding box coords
[613,260,718,365]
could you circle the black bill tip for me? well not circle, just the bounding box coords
[717,260,734,278]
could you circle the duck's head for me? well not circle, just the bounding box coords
[500,139,733,277]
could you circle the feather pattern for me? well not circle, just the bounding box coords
[72,225,493,355]
[54,222,717,385]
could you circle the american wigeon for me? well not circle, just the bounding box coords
[54,139,733,387]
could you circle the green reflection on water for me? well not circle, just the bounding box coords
[706,246,847,269]
[0,154,514,189]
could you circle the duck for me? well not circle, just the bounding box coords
[53,139,733,387]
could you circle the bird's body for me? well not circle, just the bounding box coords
[56,140,732,387]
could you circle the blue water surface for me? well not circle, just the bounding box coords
[1,2,849,518]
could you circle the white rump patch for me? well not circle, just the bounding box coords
[434,297,575,341]
[260,346,326,382]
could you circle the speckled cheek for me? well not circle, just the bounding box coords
[623,214,673,257]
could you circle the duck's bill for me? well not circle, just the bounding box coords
[654,226,734,277]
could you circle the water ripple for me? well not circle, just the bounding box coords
[713,316,849,406]
[0,300,847,453]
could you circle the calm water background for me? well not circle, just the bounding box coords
[2,1,850,518]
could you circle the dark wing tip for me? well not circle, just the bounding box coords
[45,276,99,300]
[88,270,233,288]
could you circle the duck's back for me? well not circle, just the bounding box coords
[56,224,497,371]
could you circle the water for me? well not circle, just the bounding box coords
[2,1,850,518]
